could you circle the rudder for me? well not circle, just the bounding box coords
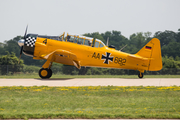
[136,38,162,71]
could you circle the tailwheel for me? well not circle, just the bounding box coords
[39,68,52,79]
[138,72,144,78]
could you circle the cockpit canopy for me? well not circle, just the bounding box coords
[61,32,105,48]
[36,32,106,48]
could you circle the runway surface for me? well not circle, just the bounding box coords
[29,119,179,120]
[0,78,179,86]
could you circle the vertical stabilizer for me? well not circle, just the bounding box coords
[136,38,162,71]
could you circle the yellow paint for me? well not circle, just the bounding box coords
[41,70,48,77]
[33,33,162,73]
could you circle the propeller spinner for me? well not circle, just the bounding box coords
[18,25,28,64]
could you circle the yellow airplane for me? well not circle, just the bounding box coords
[18,27,162,79]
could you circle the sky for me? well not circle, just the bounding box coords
[0,0,180,42]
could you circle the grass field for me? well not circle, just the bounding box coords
[0,86,180,119]
[0,74,180,78]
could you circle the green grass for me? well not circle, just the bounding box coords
[0,74,180,78]
[0,86,180,119]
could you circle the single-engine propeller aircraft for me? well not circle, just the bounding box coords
[18,26,162,79]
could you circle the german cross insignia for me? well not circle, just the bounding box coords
[101,52,114,64]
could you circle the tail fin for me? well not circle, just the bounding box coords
[136,38,162,71]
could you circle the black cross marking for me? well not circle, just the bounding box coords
[101,52,114,64]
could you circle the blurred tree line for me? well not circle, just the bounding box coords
[0,29,180,75]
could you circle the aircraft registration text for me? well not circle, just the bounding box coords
[92,52,126,65]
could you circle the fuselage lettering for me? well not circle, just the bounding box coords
[114,57,126,66]
[92,52,100,59]
[43,39,47,44]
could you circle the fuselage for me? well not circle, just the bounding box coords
[24,33,149,71]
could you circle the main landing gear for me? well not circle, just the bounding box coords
[39,60,53,79]
[39,68,52,79]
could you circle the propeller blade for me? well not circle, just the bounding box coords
[18,46,23,64]
[24,25,28,39]
[20,46,23,55]
[18,25,27,64]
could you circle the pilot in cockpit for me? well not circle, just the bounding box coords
[67,36,70,42]
[88,40,91,46]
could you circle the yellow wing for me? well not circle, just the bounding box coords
[41,49,81,69]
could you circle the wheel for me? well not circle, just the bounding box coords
[138,72,144,78]
[39,68,52,79]
[48,69,52,78]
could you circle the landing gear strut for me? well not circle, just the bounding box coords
[138,72,144,78]
[39,68,52,79]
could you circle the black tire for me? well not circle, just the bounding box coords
[48,69,52,78]
[39,68,52,79]
[138,73,144,78]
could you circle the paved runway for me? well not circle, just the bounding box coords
[0,78,179,86]
[30,119,179,120]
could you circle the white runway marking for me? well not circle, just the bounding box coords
[0,78,180,86]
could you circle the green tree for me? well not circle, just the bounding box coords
[144,31,152,42]
[84,32,106,43]
[162,56,179,68]
[51,63,63,74]
[0,42,5,55]
[3,36,22,56]
[161,42,180,58]
[129,32,146,50]
[23,65,40,73]
[62,65,77,75]
[0,52,24,75]
[175,56,180,61]
[154,30,177,47]
[177,29,180,43]
[101,30,128,50]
